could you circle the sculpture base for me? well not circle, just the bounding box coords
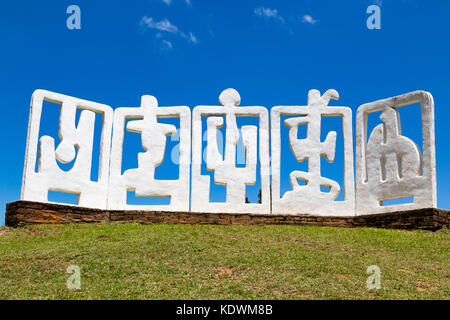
[5,200,449,231]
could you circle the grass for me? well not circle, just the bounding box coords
[0,223,448,299]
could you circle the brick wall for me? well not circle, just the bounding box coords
[5,200,449,231]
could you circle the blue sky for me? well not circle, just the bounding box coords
[0,0,449,224]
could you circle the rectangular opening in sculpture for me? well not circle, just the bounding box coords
[320,115,345,201]
[34,100,60,173]
[380,196,414,206]
[200,115,227,203]
[122,117,145,175]
[126,191,171,205]
[279,116,309,198]
[154,116,180,181]
[245,164,261,203]
[88,111,103,182]
[396,103,424,176]
[237,116,260,201]
[297,123,307,139]
[47,190,79,205]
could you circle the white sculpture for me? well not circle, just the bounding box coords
[191,89,270,214]
[108,95,191,211]
[355,91,437,214]
[21,90,113,209]
[271,89,355,216]
[20,88,437,217]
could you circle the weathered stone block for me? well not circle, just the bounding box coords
[5,200,448,231]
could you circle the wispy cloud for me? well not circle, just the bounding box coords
[187,32,197,43]
[140,16,178,33]
[163,40,173,48]
[254,7,285,24]
[301,14,318,25]
[178,31,198,43]
[140,16,198,48]
[161,0,192,6]
[373,0,383,6]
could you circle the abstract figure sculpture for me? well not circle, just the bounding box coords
[21,90,113,209]
[20,88,437,217]
[355,91,436,214]
[271,89,355,215]
[108,95,191,211]
[191,88,270,213]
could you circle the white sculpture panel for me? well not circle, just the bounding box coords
[21,90,113,209]
[271,89,355,216]
[108,95,191,211]
[191,89,270,214]
[20,88,438,217]
[356,91,437,214]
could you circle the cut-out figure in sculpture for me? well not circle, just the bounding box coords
[21,90,113,209]
[356,91,436,214]
[367,107,422,184]
[271,89,355,216]
[191,88,270,214]
[123,96,177,187]
[108,95,191,211]
[283,90,340,204]
[206,90,257,204]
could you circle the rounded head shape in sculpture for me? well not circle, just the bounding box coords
[219,88,241,107]
[379,107,396,123]
[55,142,77,164]
[141,95,158,109]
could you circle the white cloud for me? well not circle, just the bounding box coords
[179,31,198,43]
[140,16,179,33]
[163,40,173,48]
[301,14,318,25]
[254,7,285,24]
[188,32,198,43]
[162,0,192,6]
[140,16,198,47]
[373,0,383,6]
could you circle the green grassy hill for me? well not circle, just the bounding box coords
[0,223,448,299]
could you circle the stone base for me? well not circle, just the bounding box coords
[5,200,449,231]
